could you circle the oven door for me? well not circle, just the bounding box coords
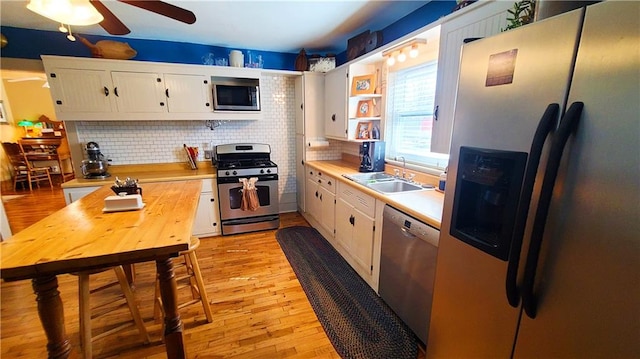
[217,175,279,220]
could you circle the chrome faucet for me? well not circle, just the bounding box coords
[395,156,406,178]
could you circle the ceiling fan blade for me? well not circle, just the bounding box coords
[118,0,196,24]
[90,0,131,35]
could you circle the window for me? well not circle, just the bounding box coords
[385,61,449,171]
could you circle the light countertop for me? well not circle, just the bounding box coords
[305,160,444,229]
[62,162,216,188]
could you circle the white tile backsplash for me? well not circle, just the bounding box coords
[76,75,298,195]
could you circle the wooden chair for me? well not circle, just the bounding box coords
[1,142,53,191]
[77,266,150,359]
[154,236,213,328]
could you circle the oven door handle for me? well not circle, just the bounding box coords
[217,174,278,184]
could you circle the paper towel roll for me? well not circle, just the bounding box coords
[307,140,330,148]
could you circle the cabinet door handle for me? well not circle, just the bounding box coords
[114,87,119,97]
[434,105,439,121]
[205,102,210,107]
[331,114,336,122]
[166,88,170,98]
[315,191,318,198]
[319,193,323,201]
[349,215,355,226]
[300,103,303,110]
[103,86,109,96]
[210,198,215,202]
[160,102,165,106]
[301,160,304,165]
[327,180,332,186]
[318,179,321,184]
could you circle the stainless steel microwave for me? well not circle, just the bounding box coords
[211,77,260,111]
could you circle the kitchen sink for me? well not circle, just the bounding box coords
[342,172,395,183]
[366,180,424,194]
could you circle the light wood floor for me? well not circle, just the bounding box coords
[1,183,340,358]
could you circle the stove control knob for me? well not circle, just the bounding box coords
[232,170,237,176]
[267,169,271,173]
[260,169,265,174]
[225,171,230,176]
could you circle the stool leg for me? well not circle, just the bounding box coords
[78,272,92,359]
[188,251,213,323]
[113,266,150,344]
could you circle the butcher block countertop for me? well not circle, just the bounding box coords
[62,161,216,188]
[305,160,444,229]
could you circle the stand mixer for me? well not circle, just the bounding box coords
[81,141,110,179]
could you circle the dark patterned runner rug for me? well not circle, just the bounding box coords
[275,226,418,359]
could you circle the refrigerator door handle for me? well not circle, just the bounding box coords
[521,102,584,318]
[506,103,560,308]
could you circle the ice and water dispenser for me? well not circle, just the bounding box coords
[450,147,528,261]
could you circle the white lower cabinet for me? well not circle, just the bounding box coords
[63,186,100,205]
[305,167,336,238]
[335,181,377,280]
[191,178,221,237]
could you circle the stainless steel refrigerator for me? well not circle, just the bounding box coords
[427,2,639,358]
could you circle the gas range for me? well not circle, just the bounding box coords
[213,143,280,235]
[213,143,278,179]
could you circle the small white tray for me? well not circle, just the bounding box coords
[102,203,145,213]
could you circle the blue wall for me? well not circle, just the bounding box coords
[1,1,455,70]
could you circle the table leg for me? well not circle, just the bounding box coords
[156,257,186,359]
[32,275,72,359]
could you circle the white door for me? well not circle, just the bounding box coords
[350,208,374,275]
[324,66,348,139]
[164,73,211,113]
[318,186,335,236]
[111,71,166,113]
[48,68,115,113]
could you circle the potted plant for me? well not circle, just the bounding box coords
[503,0,536,31]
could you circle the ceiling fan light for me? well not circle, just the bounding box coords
[27,0,103,26]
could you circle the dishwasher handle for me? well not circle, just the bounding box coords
[401,227,416,238]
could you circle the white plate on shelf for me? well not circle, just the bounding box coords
[102,203,146,213]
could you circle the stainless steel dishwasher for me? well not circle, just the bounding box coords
[379,205,439,345]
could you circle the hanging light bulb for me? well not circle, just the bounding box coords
[397,51,407,63]
[386,55,396,66]
[409,44,419,58]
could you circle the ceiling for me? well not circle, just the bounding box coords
[0,0,431,54]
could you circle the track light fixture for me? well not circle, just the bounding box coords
[383,38,427,66]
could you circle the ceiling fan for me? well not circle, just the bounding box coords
[89,0,196,36]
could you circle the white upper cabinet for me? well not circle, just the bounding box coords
[42,55,266,121]
[431,0,511,153]
[47,68,115,113]
[164,73,211,113]
[324,66,349,139]
[111,71,166,113]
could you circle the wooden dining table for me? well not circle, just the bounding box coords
[0,180,202,359]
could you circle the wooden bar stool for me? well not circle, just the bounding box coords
[154,236,213,326]
[78,265,150,359]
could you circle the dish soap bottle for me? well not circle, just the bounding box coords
[438,168,447,191]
